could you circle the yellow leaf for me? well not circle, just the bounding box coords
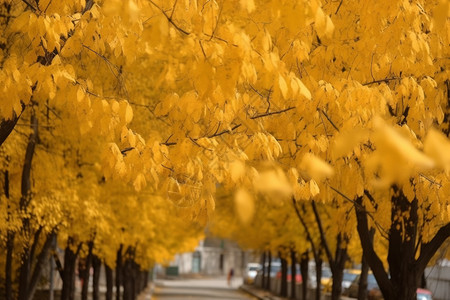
[279,74,289,99]
[300,153,334,181]
[234,188,254,224]
[133,173,146,192]
[309,179,320,197]
[254,169,292,196]
[424,129,450,175]
[240,0,255,13]
[229,161,245,182]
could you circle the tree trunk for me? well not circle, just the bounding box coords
[27,232,55,300]
[116,245,123,300]
[261,251,267,289]
[4,169,14,300]
[266,251,272,291]
[330,234,348,300]
[355,189,450,300]
[92,255,102,300]
[123,258,133,300]
[18,111,39,300]
[386,190,419,300]
[314,255,322,300]
[290,250,297,299]
[5,230,15,300]
[105,263,114,300]
[61,241,80,300]
[358,228,374,300]
[300,251,309,300]
[81,241,94,300]
[280,254,288,297]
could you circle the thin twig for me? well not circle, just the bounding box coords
[335,0,343,14]
[148,0,190,35]
[250,107,295,119]
[362,77,400,86]
[169,0,178,20]
[21,0,37,11]
[189,137,213,152]
[419,173,442,187]
[209,1,223,41]
[320,109,339,132]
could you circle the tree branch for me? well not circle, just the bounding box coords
[148,0,190,35]
[250,107,295,119]
[417,222,450,274]
[292,198,318,257]
[354,196,392,298]
[311,201,334,267]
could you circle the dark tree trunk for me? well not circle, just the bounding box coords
[300,251,309,300]
[387,191,419,300]
[280,254,288,297]
[355,189,450,300]
[105,263,114,300]
[4,168,14,300]
[116,245,123,300]
[290,250,297,299]
[27,232,55,300]
[81,241,94,300]
[314,255,322,300]
[266,251,272,291]
[18,111,39,300]
[61,241,81,300]
[5,230,14,300]
[330,234,349,300]
[92,255,102,300]
[261,251,267,289]
[358,228,374,300]
[123,258,134,300]
[0,106,24,147]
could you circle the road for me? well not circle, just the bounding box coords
[151,276,259,300]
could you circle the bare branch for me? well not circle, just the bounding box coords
[148,0,190,35]
[250,107,295,119]
[320,109,339,132]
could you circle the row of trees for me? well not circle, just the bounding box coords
[0,1,449,300]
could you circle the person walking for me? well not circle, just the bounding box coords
[227,268,234,286]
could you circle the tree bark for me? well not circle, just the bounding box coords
[105,263,114,300]
[5,230,15,300]
[300,251,309,300]
[261,251,267,289]
[116,245,123,300]
[92,255,102,300]
[61,241,81,300]
[280,254,288,297]
[358,228,374,300]
[314,255,322,300]
[290,250,297,299]
[123,258,133,300]
[27,232,55,300]
[266,251,272,291]
[17,111,38,300]
[4,169,14,300]
[0,106,25,147]
[81,241,94,300]
[356,189,450,300]
[330,234,348,300]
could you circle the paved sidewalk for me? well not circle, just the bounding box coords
[239,284,286,300]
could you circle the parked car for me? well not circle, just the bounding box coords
[244,263,262,284]
[275,264,302,283]
[416,288,433,300]
[323,269,360,293]
[345,273,379,298]
[346,274,433,300]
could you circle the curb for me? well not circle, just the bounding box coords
[239,285,279,300]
